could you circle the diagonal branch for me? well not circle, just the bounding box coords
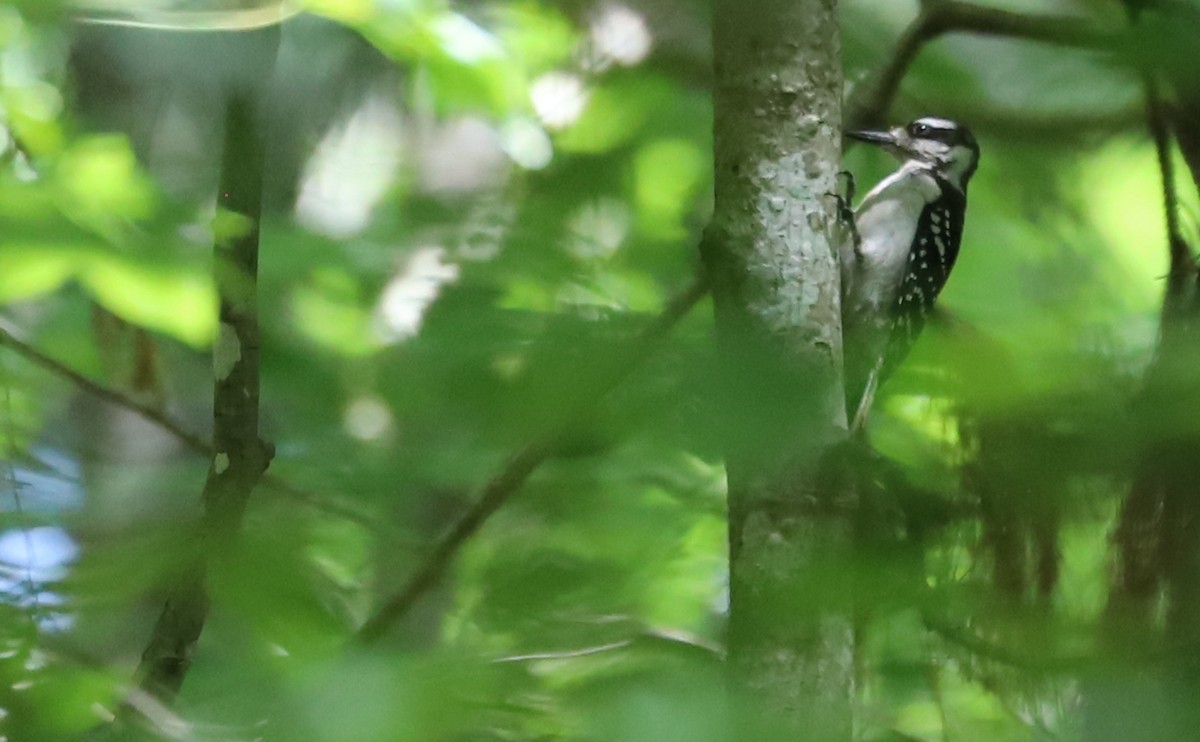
[1142,71,1193,286]
[492,627,723,664]
[356,273,709,643]
[1119,0,1194,289]
[847,9,937,132]
[936,102,1143,142]
[927,0,1115,49]
[1149,1,1200,214]
[0,325,375,529]
[847,0,1120,131]
[0,325,208,452]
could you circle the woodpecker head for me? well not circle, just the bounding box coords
[849,117,979,192]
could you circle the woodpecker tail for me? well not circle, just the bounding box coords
[848,353,885,435]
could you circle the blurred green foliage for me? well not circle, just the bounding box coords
[0,0,1198,740]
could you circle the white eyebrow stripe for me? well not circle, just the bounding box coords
[915,117,956,129]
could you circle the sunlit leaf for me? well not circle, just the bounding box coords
[633,138,707,241]
[0,244,78,302]
[495,1,577,73]
[80,250,217,347]
[55,135,157,230]
[555,76,668,153]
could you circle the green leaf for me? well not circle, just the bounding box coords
[289,267,378,357]
[80,249,218,347]
[555,77,667,154]
[0,244,79,302]
[633,138,707,241]
[495,1,577,73]
[54,135,158,240]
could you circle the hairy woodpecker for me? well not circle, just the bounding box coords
[841,116,980,432]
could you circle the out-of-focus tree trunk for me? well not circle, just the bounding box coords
[703,0,850,736]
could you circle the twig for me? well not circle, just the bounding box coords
[929,1,1114,49]
[922,611,1087,674]
[937,101,1143,143]
[847,10,936,132]
[356,273,710,643]
[494,639,635,663]
[0,325,209,452]
[1122,0,1195,286]
[1143,72,1193,287]
[0,324,376,529]
[493,627,723,664]
[847,1,1120,131]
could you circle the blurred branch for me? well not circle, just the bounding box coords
[356,272,710,643]
[0,324,377,530]
[1142,0,1200,204]
[926,1,1114,48]
[493,627,724,664]
[942,102,1143,143]
[847,9,932,131]
[0,325,207,451]
[922,612,1085,674]
[1142,73,1193,284]
[132,85,276,702]
[847,1,1120,130]
[1122,0,1195,285]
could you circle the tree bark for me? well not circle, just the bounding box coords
[704,0,851,736]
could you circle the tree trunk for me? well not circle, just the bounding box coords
[704,0,851,736]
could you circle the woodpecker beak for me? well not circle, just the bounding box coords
[846,129,897,146]
[847,127,910,162]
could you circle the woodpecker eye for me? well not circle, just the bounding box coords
[911,123,929,137]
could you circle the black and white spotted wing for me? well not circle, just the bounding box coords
[881,180,966,377]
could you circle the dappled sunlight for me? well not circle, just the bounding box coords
[588,3,653,70]
[1079,139,1177,313]
[295,96,404,238]
[342,394,393,442]
[497,116,552,170]
[567,197,630,261]
[375,246,460,344]
[531,71,589,130]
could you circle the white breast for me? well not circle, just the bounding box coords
[843,162,941,324]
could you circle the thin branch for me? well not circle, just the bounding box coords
[930,1,1114,49]
[131,85,275,702]
[1122,0,1195,287]
[847,10,936,131]
[1139,0,1200,203]
[0,325,209,452]
[356,272,710,643]
[494,639,635,663]
[954,103,1143,142]
[1142,71,1193,286]
[922,612,1086,674]
[847,1,1120,131]
[0,324,376,530]
[493,627,723,664]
